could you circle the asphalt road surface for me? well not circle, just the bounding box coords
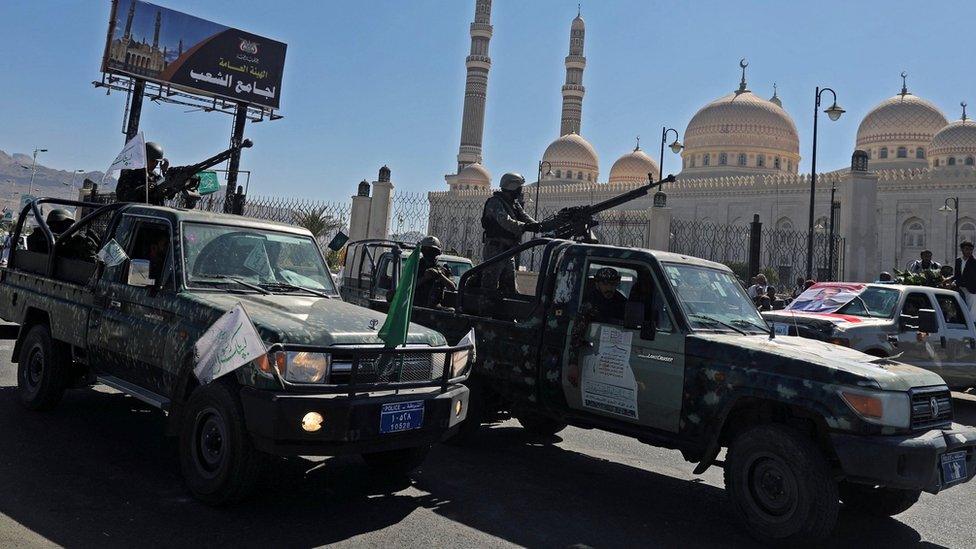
[1,329,974,548]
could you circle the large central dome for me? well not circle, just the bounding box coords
[855,77,947,169]
[541,132,599,182]
[680,64,800,176]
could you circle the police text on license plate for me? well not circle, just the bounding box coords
[380,400,425,434]
[941,451,967,486]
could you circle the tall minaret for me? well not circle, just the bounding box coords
[559,10,586,136]
[152,11,161,49]
[123,0,136,41]
[455,0,493,172]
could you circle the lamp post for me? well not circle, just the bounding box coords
[805,88,844,280]
[27,148,48,197]
[824,180,837,281]
[940,197,960,258]
[530,161,553,271]
[659,127,683,187]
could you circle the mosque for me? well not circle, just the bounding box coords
[430,0,976,282]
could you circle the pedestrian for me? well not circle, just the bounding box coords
[908,250,941,274]
[791,276,806,299]
[747,274,768,301]
[766,285,779,309]
[950,241,976,317]
[876,271,896,284]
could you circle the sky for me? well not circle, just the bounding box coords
[2,0,976,203]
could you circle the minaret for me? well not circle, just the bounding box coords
[152,11,161,49]
[559,10,586,136]
[123,0,136,40]
[455,0,493,172]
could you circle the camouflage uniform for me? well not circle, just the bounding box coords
[480,191,537,294]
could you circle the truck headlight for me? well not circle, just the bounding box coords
[839,388,910,429]
[274,351,330,383]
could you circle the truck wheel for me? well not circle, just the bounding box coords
[839,482,921,516]
[725,425,839,544]
[515,412,567,437]
[179,382,264,505]
[17,324,69,411]
[361,445,430,477]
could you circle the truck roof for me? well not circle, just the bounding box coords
[810,281,960,296]
[119,204,312,236]
[575,243,732,272]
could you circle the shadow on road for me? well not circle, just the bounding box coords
[0,383,957,548]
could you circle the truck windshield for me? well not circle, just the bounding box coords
[787,285,900,319]
[182,222,337,295]
[662,263,768,334]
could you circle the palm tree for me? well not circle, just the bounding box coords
[292,206,341,241]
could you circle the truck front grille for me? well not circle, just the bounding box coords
[328,351,446,385]
[910,389,953,430]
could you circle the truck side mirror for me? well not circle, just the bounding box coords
[623,301,644,329]
[917,308,938,333]
[126,259,154,287]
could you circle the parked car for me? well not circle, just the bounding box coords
[763,282,976,390]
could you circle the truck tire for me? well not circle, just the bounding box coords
[17,324,69,411]
[515,412,567,437]
[839,482,921,517]
[179,382,264,505]
[361,445,430,477]
[724,425,839,544]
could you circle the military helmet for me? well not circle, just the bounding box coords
[46,209,74,225]
[594,267,621,284]
[146,142,164,162]
[499,172,526,191]
[418,235,442,251]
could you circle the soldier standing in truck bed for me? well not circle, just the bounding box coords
[479,173,541,295]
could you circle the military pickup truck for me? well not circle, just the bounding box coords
[395,238,976,544]
[763,282,976,390]
[0,198,472,504]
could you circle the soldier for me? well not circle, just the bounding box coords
[26,209,74,254]
[115,141,168,204]
[581,267,628,324]
[479,173,542,295]
[413,236,457,309]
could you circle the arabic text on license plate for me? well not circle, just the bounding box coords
[941,451,968,486]
[380,400,425,434]
[773,324,790,335]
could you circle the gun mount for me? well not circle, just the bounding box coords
[538,174,675,242]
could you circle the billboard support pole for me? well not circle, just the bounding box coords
[224,102,248,213]
[125,79,146,142]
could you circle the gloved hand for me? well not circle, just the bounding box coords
[524,222,542,232]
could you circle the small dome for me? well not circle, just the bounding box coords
[542,133,600,182]
[929,110,976,168]
[456,162,491,186]
[608,147,659,184]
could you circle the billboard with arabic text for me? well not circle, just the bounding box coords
[102,0,286,109]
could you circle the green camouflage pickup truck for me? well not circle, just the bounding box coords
[0,198,472,504]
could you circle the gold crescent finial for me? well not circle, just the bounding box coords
[737,59,749,93]
[900,71,909,95]
[962,101,969,121]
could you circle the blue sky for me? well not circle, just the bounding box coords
[2,0,975,202]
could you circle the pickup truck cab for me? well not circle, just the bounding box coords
[763,282,976,390]
[0,199,471,503]
[393,238,976,544]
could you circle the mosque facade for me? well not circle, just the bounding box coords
[431,0,976,283]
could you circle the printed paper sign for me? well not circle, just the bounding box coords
[243,241,273,277]
[193,303,266,383]
[581,326,639,419]
[96,239,129,267]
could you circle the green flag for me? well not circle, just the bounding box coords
[378,246,421,347]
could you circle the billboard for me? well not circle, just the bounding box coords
[102,0,286,109]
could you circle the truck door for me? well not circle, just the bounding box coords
[895,291,945,370]
[933,292,976,388]
[561,259,683,432]
[90,216,177,394]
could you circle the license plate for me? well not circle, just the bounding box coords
[379,400,425,434]
[773,324,790,335]
[941,451,968,486]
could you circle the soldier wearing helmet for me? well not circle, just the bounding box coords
[26,209,75,254]
[115,141,171,204]
[413,236,456,309]
[479,172,542,295]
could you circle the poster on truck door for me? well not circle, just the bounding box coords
[581,326,638,419]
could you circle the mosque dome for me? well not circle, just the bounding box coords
[855,75,947,169]
[542,133,599,183]
[608,145,659,184]
[455,162,491,188]
[680,61,800,176]
[929,106,976,169]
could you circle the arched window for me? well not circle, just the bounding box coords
[948,157,956,166]
[902,219,925,248]
[966,157,974,166]
[916,147,925,159]
[880,147,889,159]
[757,155,765,167]
[869,149,874,159]
[703,154,710,166]
[775,217,794,232]
[554,169,561,178]
[961,220,976,246]
[587,173,592,181]
[691,156,696,167]
[897,146,907,158]
[774,157,781,169]
[737,153,747,166]
[719,153,728,165]
[934,158,940,167]
[788,160,793,171]
[577,172,583,180]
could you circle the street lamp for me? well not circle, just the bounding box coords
[533,160,553,222]
[67,169,85,188]
[805,88,844,280]
[940,197,960,258]
[27,148,48,198]
[659,127,682,188]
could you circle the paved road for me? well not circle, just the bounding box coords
[0,329,974,548]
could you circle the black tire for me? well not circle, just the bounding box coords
[361,445,430,477]
[515,412,567,437]
[724,425,839,544]
[839,482,921,517]
[179,382,264,505]
[17,324,70,411]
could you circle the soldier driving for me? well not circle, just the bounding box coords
[583,267,628,324]
[480,172,541,295]
[414,236,457,309]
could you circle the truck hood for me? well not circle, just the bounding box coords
[687,333,945,392]
[182,292,447,347]
[762,310,890,333]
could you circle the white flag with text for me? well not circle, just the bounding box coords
[102,132,147,182]
[193,303,266,384]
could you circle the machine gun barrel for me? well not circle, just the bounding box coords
[152,138,253,202]
[586,174,673,216]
